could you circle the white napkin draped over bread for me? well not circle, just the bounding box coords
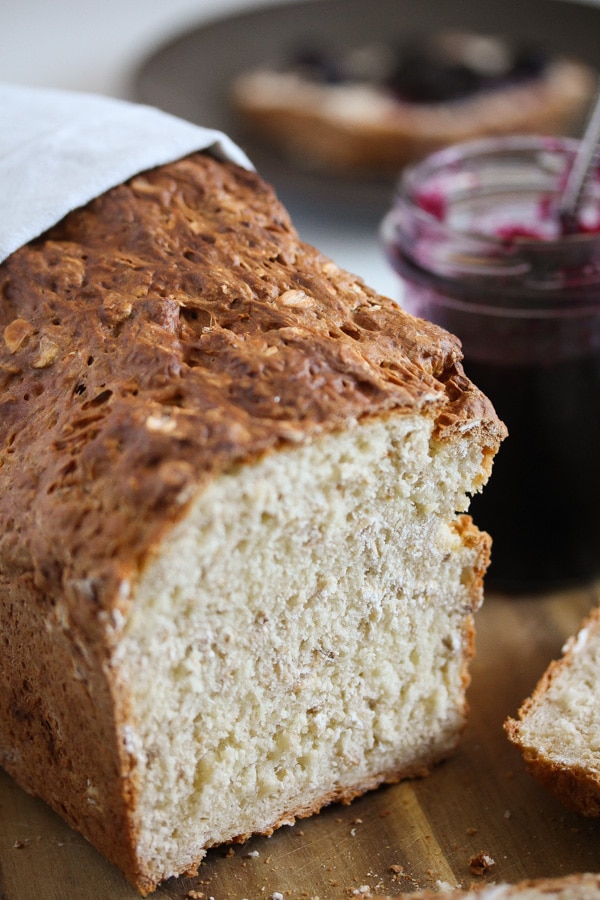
[0,84,253,264]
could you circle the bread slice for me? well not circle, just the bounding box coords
[402,873,600,900]
[231,55,594,176]
[506,605,600,816]
[0,152,505,894]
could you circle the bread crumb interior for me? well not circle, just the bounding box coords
[114,413,487,882]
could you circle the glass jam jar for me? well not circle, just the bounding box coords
[381,135,600,594]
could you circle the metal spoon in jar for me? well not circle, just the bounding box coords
[558,77,600,234]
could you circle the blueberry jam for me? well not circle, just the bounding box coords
[395,268,600,592]
[465,353,600,591]
[290,33,550,104]
[382,137,600,592]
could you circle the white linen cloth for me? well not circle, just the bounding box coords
[0,84,253,263]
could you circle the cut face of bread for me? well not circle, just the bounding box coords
[505,605,600,817]
[118,414,489,886]
[0,152,505,894]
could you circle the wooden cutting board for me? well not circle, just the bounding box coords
[2,584,600,900]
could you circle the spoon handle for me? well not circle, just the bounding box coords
[558,77,600,234]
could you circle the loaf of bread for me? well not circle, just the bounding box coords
[231,35,595,175]
[402,873,600,900]
[0,151,505,894]
[505,605,600,817]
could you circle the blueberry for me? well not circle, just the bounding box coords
[290,48,343,84]
[511,45,549,81]
[386,50,484,103]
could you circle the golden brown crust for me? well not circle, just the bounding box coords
[0,152,504,644]
[0,571,143,884]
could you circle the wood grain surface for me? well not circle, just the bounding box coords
[2,585,600,900]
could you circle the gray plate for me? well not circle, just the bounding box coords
[133,0,600,218]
